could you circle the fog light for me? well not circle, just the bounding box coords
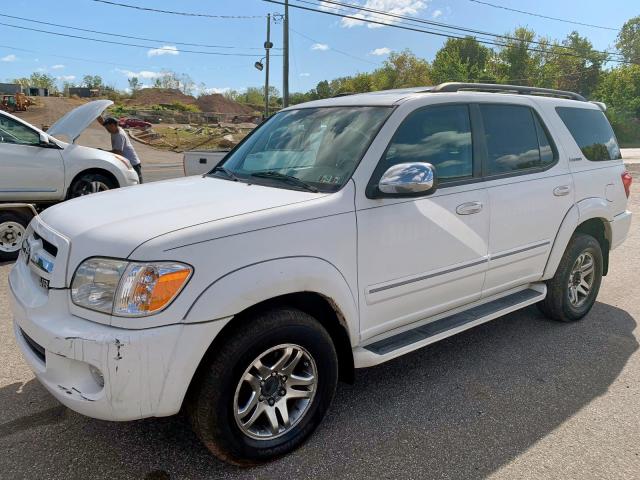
[89,364,104,388]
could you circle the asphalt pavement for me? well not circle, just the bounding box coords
[0,158,639,479]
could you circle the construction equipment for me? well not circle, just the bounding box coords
[0,93,31,112]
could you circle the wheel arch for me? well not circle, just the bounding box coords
[543,199,612,279]
[66,168,120,198]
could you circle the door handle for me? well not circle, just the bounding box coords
[553,185,571,196]
[456,201,483,215]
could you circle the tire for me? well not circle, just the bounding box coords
[187,308,338,466]
[0,211,30,261]
[68,173,117,199]
[538,233,603,322]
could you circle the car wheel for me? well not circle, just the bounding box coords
[538,233,603,322]
[187,307,338,465]
[68,173,117,198]
[0,211,29,261]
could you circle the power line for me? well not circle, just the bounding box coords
[290,28,377,65]
[266,0,636,65]
[314,0,624,59]
[0,13,275,51]
[91,0,265,19]
[0,21,282,57]
[468,0,618,32]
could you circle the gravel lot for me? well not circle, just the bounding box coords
[0,173,638,479]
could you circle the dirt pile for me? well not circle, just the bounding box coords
[196,94,255,114]
[126,88,197,107]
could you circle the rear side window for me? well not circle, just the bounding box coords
[381,104,473,181]
[479,104,556,175]
[556,107,621,161]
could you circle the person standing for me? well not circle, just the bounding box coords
[97,116,143,183]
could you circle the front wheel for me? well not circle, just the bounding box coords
[538,233,603,322]
[68,173,116,198]
[187,308,338,465]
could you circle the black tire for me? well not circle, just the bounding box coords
[187,307,338,466]
[68,172,117,199]
[538,233,603,322]
[0,211,30,261]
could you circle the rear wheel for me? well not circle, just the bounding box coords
[68,173,116,198]
[538,233,603,322]
[0,211,29,261]
[187,308,338,465]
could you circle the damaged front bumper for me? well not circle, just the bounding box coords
[9,261,228,421]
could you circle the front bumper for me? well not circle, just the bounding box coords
[9,262,229,421]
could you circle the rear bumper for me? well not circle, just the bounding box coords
[610,210,632,250]
[9,264,229,421]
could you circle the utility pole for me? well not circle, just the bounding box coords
[283,0,289,107]
[264,13,272,118]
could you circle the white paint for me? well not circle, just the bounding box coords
[9,88,633,421]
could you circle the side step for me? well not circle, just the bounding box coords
[354,285,546,368]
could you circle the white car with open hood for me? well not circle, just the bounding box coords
[0,99,139,259]
[0,99,138,202]
[8,83,633,465]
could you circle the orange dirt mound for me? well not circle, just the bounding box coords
[196,94,255,114]
[126,88,197,106]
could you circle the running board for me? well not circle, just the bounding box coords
[353,285,546,368]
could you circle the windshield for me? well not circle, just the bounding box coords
[215,106,391,193]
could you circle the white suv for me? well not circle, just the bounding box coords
[9,83,632,465]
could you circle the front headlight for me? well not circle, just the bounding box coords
[71,258,192,317]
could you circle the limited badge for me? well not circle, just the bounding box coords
[39,277,49,290]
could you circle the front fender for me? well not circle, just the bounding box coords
[184,256,359,345]
[543,197,611,279]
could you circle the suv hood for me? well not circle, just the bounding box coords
[38,176,323,270]
[47,99,113,143]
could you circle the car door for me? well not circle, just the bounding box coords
[477,101,574,297]
[0,114,65,201]
[355,103,490,341]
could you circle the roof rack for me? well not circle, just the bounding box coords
[431,82,586,102]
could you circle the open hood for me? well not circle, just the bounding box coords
[47,99,113,143]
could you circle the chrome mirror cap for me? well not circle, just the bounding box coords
[378,162,436,196]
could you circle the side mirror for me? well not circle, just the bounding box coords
[38,132,49,145]
[377,162,437,197]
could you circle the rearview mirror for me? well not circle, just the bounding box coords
[377,162,437,197]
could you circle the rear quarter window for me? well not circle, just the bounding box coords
[556,107,622,161]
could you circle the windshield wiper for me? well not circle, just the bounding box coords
[209,166,240,181]
[250,171,319,193]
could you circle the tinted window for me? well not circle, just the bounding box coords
[382,105,472,180]
[556,107,621,161]
[0,115,39,145]
[533,114,556,166]
[480,104,550,175]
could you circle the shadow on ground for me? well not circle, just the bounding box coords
[0,302,636,480]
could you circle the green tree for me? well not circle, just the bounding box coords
[28,72,57,92]
[127,76,141,92]
[495,28,540,84]
[616,16,640,64]
[431,37,496,84]
[82,75,103,89]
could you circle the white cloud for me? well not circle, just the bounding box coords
[370,47,391,56]
[323,0,427,29]
[51,64,65,70]
[1,54,16,62]
[147,45,179,57]
[311,43,329,51]
[57,75,76,81]
[299,72,311,77]
[431,9,442,18]
[201,87,232,95]
[36,67,46,72]
[116,68,167,79]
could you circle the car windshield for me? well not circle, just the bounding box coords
[214,106,391,193]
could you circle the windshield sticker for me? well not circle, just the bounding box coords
[319,175,341,184]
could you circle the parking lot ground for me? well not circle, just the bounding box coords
[0,181,639,480]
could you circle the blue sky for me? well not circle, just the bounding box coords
[0,0,637,95]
